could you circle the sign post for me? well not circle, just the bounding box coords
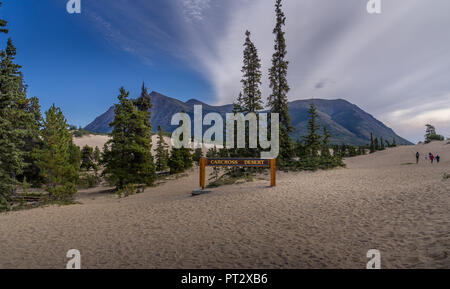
[199,158,276,189]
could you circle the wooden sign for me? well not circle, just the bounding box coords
[206,158,270,167]
[199,158,276,189]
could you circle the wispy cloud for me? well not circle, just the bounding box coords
[181,0,211,21]
[86,0,450,142]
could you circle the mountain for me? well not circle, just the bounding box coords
[84,91,411,146]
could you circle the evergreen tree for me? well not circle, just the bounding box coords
[304,103,321,158]
[181,147,193,169]
[155,125,169,171]
[369,133,375,153]
[240,30,263,113]
[80,145,95,170]
[234,30,263,158]
[93,146,101,165]
[92,146,101,176]
[392,138,397,147]
[102,87,156,190]
[424,124,444,143]
[321,126,331,157]
[21,96,43,186]
[33,105,78,201]
[380,137,385,150]
[374,137,380,151]
[134,82,152,126]
[0,32,35,206]
[192,148,203,165]
[207,146,220,181]
[168,148,185,174]
[268,0,293,165]
[294,140,306,158]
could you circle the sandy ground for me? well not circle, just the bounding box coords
[0,141,448,269]
[72,134,214,155]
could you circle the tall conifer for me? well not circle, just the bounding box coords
[268,0,293,165]
[102,87,156,190]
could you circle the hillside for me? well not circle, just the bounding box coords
[84,92,411,146]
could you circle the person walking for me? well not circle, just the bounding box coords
[436,154,440,163]
[430,153,435,164]
[416,152,420,164]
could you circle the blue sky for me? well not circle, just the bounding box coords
[1,0,450,143]
[1,0,212,127]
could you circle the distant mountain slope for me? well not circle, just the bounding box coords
[84,92,411,146]
[288,99,411,145]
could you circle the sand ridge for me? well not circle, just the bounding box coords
[0,141,448,268]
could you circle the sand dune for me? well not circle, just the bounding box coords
[0,141,448,268]
[72,134,214,155]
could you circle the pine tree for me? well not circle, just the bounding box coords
[93,146,101,165]
[369,133,375,153]
[155,125,169,171]
[268,0,293,166]
[80,145,95,170]
[374,137,380,151]
[304,103,321,158]
[21,96,43,186]
[237,30,263,158]
[134,82,152,128]
[192,148,203,165]
[33,105,78,201]
[392,138,397,147]
[168,148,185,174]
[102,87,156,190]
[181,147,193,169]
[240,30,263,113]
[380,137,385,150]
[207,146,220,181]
[0,33,35,206]
[321,126,331,157]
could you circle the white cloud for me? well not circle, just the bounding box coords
[87,0,450,143]
[177,0,450,143]
[181,0,211,21]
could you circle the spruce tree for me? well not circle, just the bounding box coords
[268,0,293,165]
[155,125,169,171]
[102,87,156,190]
[321,126,331,157]
[0,33,35,206]
[374,137,380,151]
[93,146,101,165]
[207,146,220,181]
[168,148,185,174]
[192,148,203,165]
[240,30,263,113]
[304,103,321,158]
[134,82,152,128]
[33,105,79,201]
[21,96,43,185]
[238,30,263,158]
[369,133,375,153]
[80,145,95,170]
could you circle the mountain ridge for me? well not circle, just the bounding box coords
[84,91,412,146]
